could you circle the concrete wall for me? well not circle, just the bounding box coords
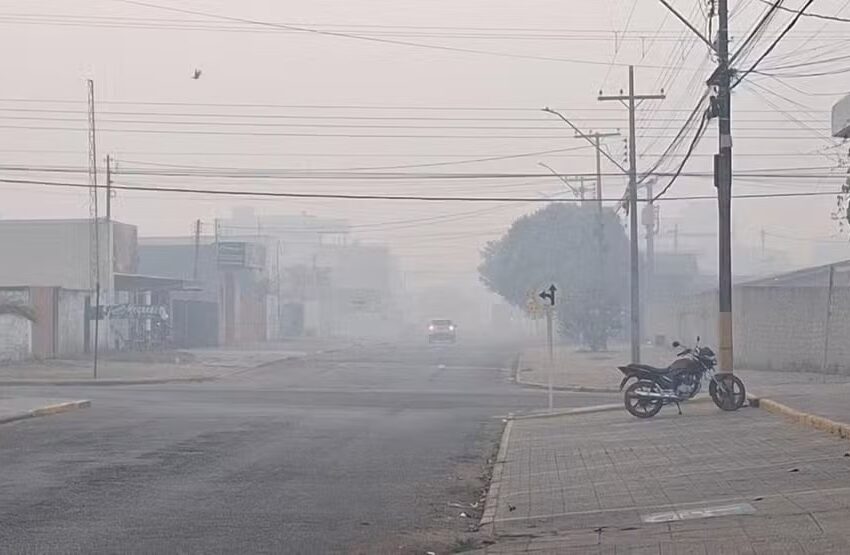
[0,289,31,362]
[648,285,850,373]
[0,219,136,290]
[58,289,87,356]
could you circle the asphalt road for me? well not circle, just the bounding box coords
[0,340,618,554]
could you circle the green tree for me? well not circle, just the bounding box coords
[478,203,629,350]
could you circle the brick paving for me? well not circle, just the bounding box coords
[478,403,850,553]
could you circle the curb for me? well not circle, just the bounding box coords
[513,403,623,420]
[0,399,91,425]
[748,394,850,440]
[0,349,323,387]
[480,419,513,535]
[0,376,215,387]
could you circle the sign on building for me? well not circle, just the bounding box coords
[832,93,850,138]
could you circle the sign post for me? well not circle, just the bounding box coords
[539,285,557,412]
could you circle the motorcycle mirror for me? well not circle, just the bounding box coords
[672,341,680,348]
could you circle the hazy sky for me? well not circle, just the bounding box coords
[2,0,849,286]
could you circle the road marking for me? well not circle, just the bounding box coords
[642,502,756,523]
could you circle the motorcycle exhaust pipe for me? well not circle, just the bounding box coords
[631,390,683,401]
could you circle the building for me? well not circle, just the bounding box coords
[138,236,271,347]
[0,219,190,359]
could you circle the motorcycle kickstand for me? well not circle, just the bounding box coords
[675,401,682,415]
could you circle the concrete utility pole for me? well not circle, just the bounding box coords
[105,155,112,222]
[715,0,734,376]
[193,219,202,281]
[643,179,657,295]
[598,66,665,364]
[658,0,734,375]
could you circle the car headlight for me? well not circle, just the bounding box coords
[449,325,455,331]
[428,325,435,331]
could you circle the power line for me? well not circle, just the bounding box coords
[733,0,816,88]
[111,0,703,70]
[1,176,844,202]
[754,0,850,23]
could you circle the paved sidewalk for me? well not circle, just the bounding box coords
[518,344,850,424]
[0,397,90,425]
[477,403,850,553]
[0,339,345,385]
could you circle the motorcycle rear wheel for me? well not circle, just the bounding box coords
[624,380,663,418]
[709,374,746,411]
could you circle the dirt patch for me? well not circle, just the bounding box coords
[349,420,506,555]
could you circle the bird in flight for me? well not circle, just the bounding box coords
[192,68,202,80]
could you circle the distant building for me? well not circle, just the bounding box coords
[0,219,190,359]
[138,236,270,347]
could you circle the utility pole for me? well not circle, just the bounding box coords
[760,227,766,258]
[193,219,202,281]
[598,66,665,364]
[643,179,657,295]
[658,0,734,376]
[105,155,112,222]
[673,223,679,254]
[87,79,100,379]
[715,0,734,376]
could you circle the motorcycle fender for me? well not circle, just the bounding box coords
[619,375,634,391]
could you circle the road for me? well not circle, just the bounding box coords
[0,340,618,554]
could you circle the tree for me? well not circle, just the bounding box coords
[478,203,629,350]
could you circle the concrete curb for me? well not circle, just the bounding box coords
[748,394,850,440]
[480,419,513,535]
[0,399,91,425]
[0,376,215,387]
[513,403,623,420]
[0,349,322,387]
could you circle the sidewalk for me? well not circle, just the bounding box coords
[0,396,91,425]
[477,402,850,553]
[517,344,850,421]
[0,338,344,385]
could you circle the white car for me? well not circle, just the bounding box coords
[427,319,456,344]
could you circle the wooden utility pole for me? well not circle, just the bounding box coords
[598,66,665,364]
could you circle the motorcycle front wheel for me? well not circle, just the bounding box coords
[624,380,663,418]
[709,374,746,411]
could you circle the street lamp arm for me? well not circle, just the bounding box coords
[542,107,629,175]
[537,162,582,197]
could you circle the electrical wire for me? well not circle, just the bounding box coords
[2,177,844,202]
[754,0,850,23]
[652,110,710,201]
[733,0,816,88]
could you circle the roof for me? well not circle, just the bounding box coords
[114,273,201,291]
[741,259,850,288]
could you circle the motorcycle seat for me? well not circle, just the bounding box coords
[629,363,671,374]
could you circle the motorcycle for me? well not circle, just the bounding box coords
[618,338,747,418]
